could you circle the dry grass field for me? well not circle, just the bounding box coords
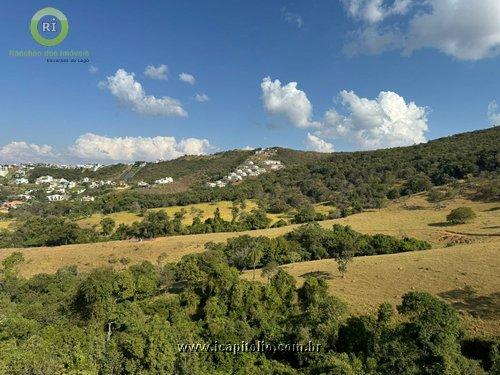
[1,194,497,278]
[1,194,498,336]
[0,220,13,230]
[243,242,500,337]
[75,199,300,229]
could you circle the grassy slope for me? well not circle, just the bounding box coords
[75,200,332,229]
[1,194,497,275]
[1,194,498,337]
[244,242,500,337]
[0,221,12,230]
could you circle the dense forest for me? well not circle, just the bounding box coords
[0,250,498,374]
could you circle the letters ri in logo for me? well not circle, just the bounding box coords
[30,7,69,47]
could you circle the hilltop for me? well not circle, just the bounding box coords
[0,127,497,250]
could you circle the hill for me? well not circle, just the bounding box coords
[2,193,497,275]
[243,241,500,337]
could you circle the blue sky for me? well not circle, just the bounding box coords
[1,0,499,163]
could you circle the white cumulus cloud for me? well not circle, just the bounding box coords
[69,133,211,162]
[195,93,209,102]
[179,72,196,85]
[343,0,500,61]
[341,0,412,24]
[99,69,187,117]
[261,76,319,128]
[488,101,500,126]
[144,64,168,80]
[306,133,334,153]
[320,90,428,149]
[0,141,58,164]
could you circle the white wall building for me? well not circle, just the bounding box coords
[47,194,67,202]
[36,175,54,184]
[263,160,282,166]
[154,177,174,185]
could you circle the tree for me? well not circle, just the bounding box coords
[446,207,476,224]
[100,217,116,236]
[247,246,263,281]
[293,206,318,224]
[261,261,279,281]
[0,251,25,281]
[230,203,240,223]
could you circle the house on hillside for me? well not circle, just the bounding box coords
[155,177,174,185]
[36,175,54,184]
[263,160,281,166]
[15,178,29,185]
[47,194,67,202]
[0,167,8,177]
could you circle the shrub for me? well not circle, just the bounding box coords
[446,207,476,224]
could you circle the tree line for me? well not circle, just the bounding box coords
[206,223,431,278]
[0,207,273,248]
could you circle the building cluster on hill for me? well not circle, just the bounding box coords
[207,149,284,188]
[0,168,127,211]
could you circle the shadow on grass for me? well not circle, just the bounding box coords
[438,286,500,320]
[484,206,500,212]
[428,222,456,227]
[300,271,334,280]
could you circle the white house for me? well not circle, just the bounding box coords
[154,177,173,184]
[36,175,54,184]
[263,160,282,166]
[137,181,150,187]
[47,194,67,202]
[0,167,8,177]
[81,196,95,202]
[15,178,29,185]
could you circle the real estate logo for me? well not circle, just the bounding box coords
[30,7,69,47]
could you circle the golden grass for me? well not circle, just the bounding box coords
[76,200,334,230]
[1,194,498,335]
[0,220,13,230]
[1,195,497,277]
[243,241,500,337]
[76,200,261,229]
